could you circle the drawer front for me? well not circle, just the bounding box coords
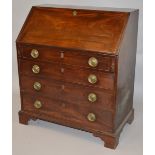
[18,45,115,72]
[19,46,61,62]
[21,93,113,132]
[19,59,114,90]
[63,51,115,72]
[20,75,114,111]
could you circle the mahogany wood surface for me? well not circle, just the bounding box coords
[19,45,115,72]
[19,59,115,90]
[21,93,113,132]
[20,75,115,111]
[17,6,129,54]
[114,10,139,129]
[16,6,139,149]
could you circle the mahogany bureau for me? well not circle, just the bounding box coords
[16,5,139,149]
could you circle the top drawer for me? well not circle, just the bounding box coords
[17,45,115,72]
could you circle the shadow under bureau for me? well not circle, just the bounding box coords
[16,5,139,149]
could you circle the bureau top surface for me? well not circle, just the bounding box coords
[17,6,131,54]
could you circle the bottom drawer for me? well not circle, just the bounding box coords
[21,93,114,132]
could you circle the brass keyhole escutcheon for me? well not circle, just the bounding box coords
[73,10,77,16]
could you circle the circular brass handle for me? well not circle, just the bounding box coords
[88,93,97,102]
[88,57,98,67]
[32,65,40,74]
[88,74,97,84]
[33,82,41,91]
[31,49,39,58]
[87,113,96,122]
[34,100,42,109]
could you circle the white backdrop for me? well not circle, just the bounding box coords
[13,1,143,155]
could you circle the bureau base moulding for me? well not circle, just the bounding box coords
[19,109,134,149]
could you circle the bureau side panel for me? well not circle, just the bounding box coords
[115,10,139,129]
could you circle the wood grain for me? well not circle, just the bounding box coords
[19,59,115,90]
[16,6,139,149]
[20,75,115,111]
[16,6,129,53]
[18,44,115,72]
[21,93,113,132]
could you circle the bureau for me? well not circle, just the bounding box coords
[16,5,139,149]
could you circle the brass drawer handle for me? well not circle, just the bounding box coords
[88,57,98,67]
[88,93,97,102]
[31,49,39,58]
[32,65,40,74]
[87,113,96,122]
[34,100,42,109]
[88,74,97,84]
[33,82,41,91]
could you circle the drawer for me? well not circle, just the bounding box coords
[19,59,114,90]
[19,45,61,62]
[18,45,115,72]
[20,75,114,111]
[63,50,115,72]
[21,93,113,132]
